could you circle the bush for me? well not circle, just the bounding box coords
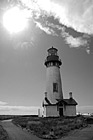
[12,116,87,139]
[86,117,93,124]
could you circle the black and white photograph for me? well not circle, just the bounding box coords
[0,0,93,140]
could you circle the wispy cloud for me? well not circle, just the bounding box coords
[0,105,39,115]
[1,0,93,53]
[35,21,58,36]
[0,100,39,115]
[19,0,93,34]
[0,101,7,106]
[30,0,92,53]
[61,29,90,51]
[40,21,90,53]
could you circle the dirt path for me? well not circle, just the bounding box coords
[59,125,93,140]
[1,120,42,140]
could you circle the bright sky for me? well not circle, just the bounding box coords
[0,0,93,115]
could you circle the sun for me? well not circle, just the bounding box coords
[3,7,28,34]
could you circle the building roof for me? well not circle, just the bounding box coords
[47,46,58,52]
[45,97,51,105]
[57,98,78,106]
[43,93,78,107]
[43,97,51,106]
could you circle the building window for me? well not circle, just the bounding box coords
[53,83,58,92]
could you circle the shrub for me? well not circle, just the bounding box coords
[12,115,88,139]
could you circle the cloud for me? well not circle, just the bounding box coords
[35,21,58,36]
[0,101,7,106]
[0,105,39,115]
[14,41,34,50]
[19,0,93,34]
[65,36,88,48]
[19,0,92,53]
[61,29,90,49]
[1,0,93,53]
[0,100,39,115]
[37,21,90,53]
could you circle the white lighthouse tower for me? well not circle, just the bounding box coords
[41,47,78,117]
[44,47,63,104]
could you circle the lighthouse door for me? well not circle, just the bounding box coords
[59,108,63,116]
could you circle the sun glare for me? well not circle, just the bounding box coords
[3,7,28,34]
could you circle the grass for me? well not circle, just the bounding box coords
[0,125,9,140]
[12,115,88,139]
[0,115,92,139]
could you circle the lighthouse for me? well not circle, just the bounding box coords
[41,47,78,117]
[44,47,63,104]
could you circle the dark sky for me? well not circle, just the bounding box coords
[0,0,93,115]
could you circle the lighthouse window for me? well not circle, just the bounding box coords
[53,83,58,92]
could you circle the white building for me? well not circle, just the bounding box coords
[42,47,78,117]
